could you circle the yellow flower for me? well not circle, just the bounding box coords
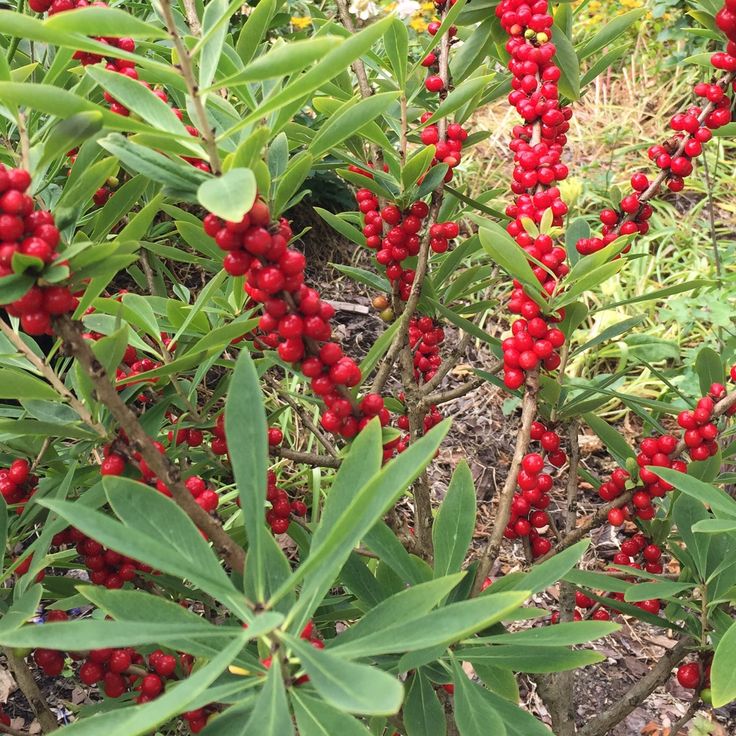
[290,15,312,29]
[420,1,435,10]
[410,16,428,32]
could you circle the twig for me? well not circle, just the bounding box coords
[419,332,472,396]
[334,0,373,100]
[54,316,245,575]
[2,648,57,733]
[181,0,201,34]
[668,696,701,736]
[473,370,539,595]
[17,111,30,172]
[159,0,221,174]
[0,319,106,437]
[264,375,339,458]
[269,445,341,469]
[577,638,693,736]
[423,373,491,408]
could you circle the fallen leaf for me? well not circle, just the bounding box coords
[0,668,16,702]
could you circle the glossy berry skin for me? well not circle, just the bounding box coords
[676,663,701,689]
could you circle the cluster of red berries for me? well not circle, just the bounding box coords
[502,316,565,389]
[0,459,35,514]
[408,316,445,383]
[613,533,664,575]
[577,5,735,256]
[715,0,736,44]
[419,116,468,181]
[265,470,307,534]
[678,390,722,461]
[603,435,684,526]
[0,166,77,335]
[392,403,443,460]
[30,0,99,15]
[167,414,205,449]
[51,526,152,588]
[203,201,392,439]
[505,451,552,557]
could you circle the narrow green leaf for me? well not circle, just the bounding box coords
[236,0,280,65]
[404,671,446,736]
[452,659,507,736]
[433,461,476,578]
[291,690,372,736]
[583,412,637,466]
[243,659,295,735]
[695,346,725,396]
[284,634,403,716]
[712,619,736,707]
[225,350,270,599]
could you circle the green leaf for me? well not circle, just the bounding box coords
[330,574,464,650]
[44,6,168,38]
[404,671,446,736]
[0,620,230,650]
[623,581,695,603]
[498,540,590,596]
[315,208,365,247]
[272,420,450,606]
[402,145,436,192]
[552,24,580,99]
[41,635,247,736]
[0,585,42,637]
[384,17,409,86]
[243,659,295,736]
[291,690,372,736]
[329,592,528,659]
[583,412,636,467]
[197,168,257,222]
[199,0,231,92]
[225,351,270,599]
[274,152,313,215]
[458,645,604,673]
[98,133,207,194]
[477,220,546,308]
[452,659,507,736]
[571,316,646,358]
[40,484,236,602]
[236,0,280,65]
[86,66,189,138]
[478,621,619,646]
[695,347,725,396]
[0,368,61,402]
[225,16,393,136]
[712,619,736,707]
[578,8,646,59]
[656,467,736,520]
[37,111,104,172]
[284,634,403,716]
[433,461,476,578]
[309,92,398,158]
[0,273,34,304]
[422,74,494,126]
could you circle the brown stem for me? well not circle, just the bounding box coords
[264,374,339,458]
[577,638,693,736]
[181,0,201,34]
[2,648,57,733]
[17,111,30,173]
[0,319,106,437]
[53,315,245,575]
[159,0,221,174]
[269,445,341,469]
[473,370,539,595]
[419,332,472,397]
[668,696,701,736]
[423,373,490,408]
[437,9,451,141]
[334,0,373,100]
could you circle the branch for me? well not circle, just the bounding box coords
[54,316,245,575]
[269,445,341,469]
[159,0,221,174]
[2,648,57,733]
[473,370,539,594]
[334,0,373,100]
[668,696,701,736]
[264,374,339,458]
[577,638,693,736]
[0,319,106,438]
[419,331,472,396]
